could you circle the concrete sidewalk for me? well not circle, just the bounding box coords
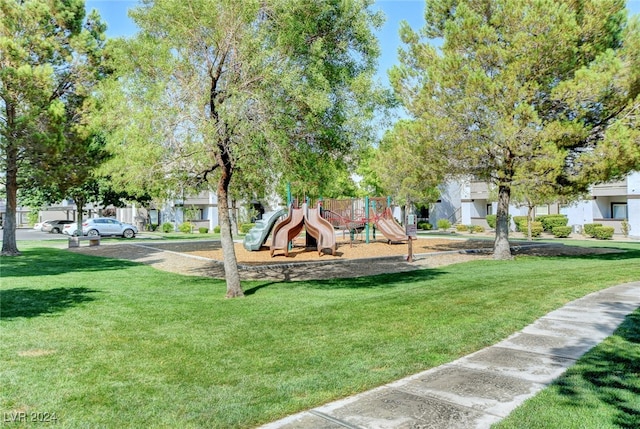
[259,281,640,429]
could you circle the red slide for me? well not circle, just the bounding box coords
[270,205,305,257]
[374,207,408,242]
[304,203,337,256]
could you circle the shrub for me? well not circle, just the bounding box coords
[486,214,496,229]
[417,221,432,230]
[621,220,629,237]
[593,226,614,240]
[552,226,572,238]
[198,227,208,234]
[472,225,485,233]
[161,222,174,233]
[147,224,158,232]
[213,225,221,234]
[436,219,451,230]
[456,224,469,232]
[179,222,193,233]
[528,221,544,237]
[240,223,255,234]
[583,223,603,237]
[537,215,568,232]
[513,216,528,232]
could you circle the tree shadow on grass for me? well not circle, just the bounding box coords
[554,310,640,428]
[0,287,97,320]
[244,267,446,295]
[1,247,139,278]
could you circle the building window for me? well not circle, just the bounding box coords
[486,204,493,215]
[611,203,627,219]
[535,205,549,216]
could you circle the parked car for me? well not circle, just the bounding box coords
[41,220,74,234]
[63,222,80,236]
[82,218,138,239]
[33,222,44,230]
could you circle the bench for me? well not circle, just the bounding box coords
[68,236,101,248]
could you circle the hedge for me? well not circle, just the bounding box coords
[552,226,572,238]
[583,223,603,237]
[418,221,432,230]
[513,216,528,232]
[456,224,469,232]
[593,226,614,240]
[536,215,568,232]
[161,222,174,233]
[240,223,255,234]
[198,227,208,234]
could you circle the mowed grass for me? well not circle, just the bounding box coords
[1,241,639,428]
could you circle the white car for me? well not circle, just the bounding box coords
[82,218,138,239]
[63,223,80,236]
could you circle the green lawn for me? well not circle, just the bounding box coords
[1,240,639,428]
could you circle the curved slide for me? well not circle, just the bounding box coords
[304,203,336,256]
[375,207,408,242]
[243,208,287,251]
[270,206,305,257]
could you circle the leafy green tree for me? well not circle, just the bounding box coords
[96,0,384,297]
[0,0,106,255]
[375,119,443,208]
[390,0,639,259]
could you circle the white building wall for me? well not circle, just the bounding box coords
[628,172,640,238]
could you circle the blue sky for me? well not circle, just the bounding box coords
[86,0,640,87]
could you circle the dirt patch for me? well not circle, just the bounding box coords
[186,236,493,264]
[69,236,621,281]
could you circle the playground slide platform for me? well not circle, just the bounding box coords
[270,206,305,257]
[304,204,336,256]
[375,208,408,242]
[243,209,287,251]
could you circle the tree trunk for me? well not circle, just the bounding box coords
[1,141,20,256]
[493,184,513,260]
[218,167,244,298]
[75,196,86,236]
[229,196,238,236]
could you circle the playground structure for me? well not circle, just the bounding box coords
[243,197,412,258]
[320,197,409,245]
[270,203,336,257]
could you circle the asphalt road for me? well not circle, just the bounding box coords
[5,228,72,242]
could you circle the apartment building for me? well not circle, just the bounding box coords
[433,172,640,238]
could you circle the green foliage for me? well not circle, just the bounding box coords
[147,224,159,232]
[1,1,107,254]
[456,224,469,232]
[26,211,40,226]
[486,215,497,229]
[536,215,568,232]
[198,227,209,234]
[390,0,639,256]
[529,222,544,237]
[513,216,528,232]
[161,222,174,233]
[214,225,221,234]
[593,226,615,240]
[179,222,193,234]
[584,223,604,237]
[417,221,432,230]
[552,226,573,238]
[240,223,255,234]
[437,219,451,230]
